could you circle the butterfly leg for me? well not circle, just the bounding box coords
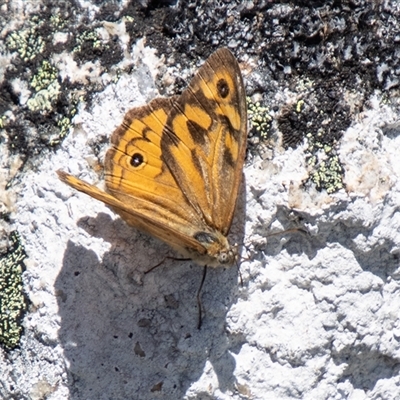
[144,256,191,274]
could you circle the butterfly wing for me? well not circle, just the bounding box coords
[161,48,247,236]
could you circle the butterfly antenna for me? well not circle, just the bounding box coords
[235,256,244,287]
[266,227,307,239]
[238,227,307,262]
[196,266,208,330]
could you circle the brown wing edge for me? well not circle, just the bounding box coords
[212,48,248,236]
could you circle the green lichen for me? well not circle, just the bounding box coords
[296,99,305,113]
[247,97,272,139]
[30,60,58,92]
[307,133,344,193]
[27,81,61,112]
[49,95,81,146]
[49,116,72,146]
[296,77,314,92]
[0,115,7,129]
[310,155,343,194]
[50,13,68,30]
[0,231,28,350]
[74,30,105,53]
[113,68,122,83]
[27,61,60,112]
[6,26,45,62]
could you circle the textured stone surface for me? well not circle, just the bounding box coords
[2,1,400,399]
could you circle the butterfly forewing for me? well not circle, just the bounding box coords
[161,48,247,235]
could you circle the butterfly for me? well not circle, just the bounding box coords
[57,47,247,268]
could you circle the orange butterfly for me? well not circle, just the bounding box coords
[58,48,247,267]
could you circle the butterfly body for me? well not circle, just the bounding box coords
[58,48,247,267]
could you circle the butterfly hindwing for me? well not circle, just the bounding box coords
[103,97,211,254]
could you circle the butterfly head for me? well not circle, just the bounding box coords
[191,231,237,267]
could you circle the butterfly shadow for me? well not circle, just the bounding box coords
[54,184,247,399]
